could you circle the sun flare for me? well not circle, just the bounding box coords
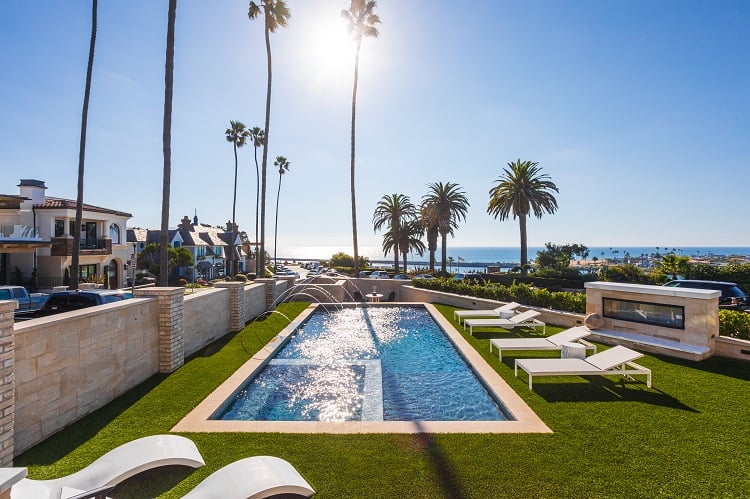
[304,17,356,78]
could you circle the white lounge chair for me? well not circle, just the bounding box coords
[489,326,596,361]
[464,309,545,336]
[11,435,205,499]
[453,302,521,324]
[514,345,652,389]
[182,456,315,499]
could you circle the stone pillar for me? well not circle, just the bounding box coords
[215,281,246,332]
[254,278,276,308]
[134,287,185,373]
[0,301,16,466]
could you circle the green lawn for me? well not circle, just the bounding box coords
[16,302,750,498]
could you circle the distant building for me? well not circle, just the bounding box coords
[0,179,132,289]
[127,214,246,281]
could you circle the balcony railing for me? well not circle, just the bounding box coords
[0,225,41,240]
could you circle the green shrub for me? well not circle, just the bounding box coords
[233,274,247,282]
[177,278,188,287]
[718,309,750,340]
[414,278,586,314]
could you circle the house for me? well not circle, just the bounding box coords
[0,179,133,289]
[127,214,245,282]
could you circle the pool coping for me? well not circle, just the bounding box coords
[171,302,551,434]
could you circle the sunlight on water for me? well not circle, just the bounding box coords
[218,306,509,422]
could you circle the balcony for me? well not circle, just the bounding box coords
[0,225,41,241]
[51,237,112,257]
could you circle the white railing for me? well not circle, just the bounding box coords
[0,225,41,240]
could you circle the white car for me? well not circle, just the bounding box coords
[370,271,390,279]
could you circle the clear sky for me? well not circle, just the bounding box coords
[1,0,748,260]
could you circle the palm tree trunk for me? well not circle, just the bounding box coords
[71,0,97,291]
[402,252,407,273]
[441,232,448,274]
[254,146,260,269]
[230,142,238,277]
[273,173,282,271]
[259,17,273,277]
[429,249,435,272]
[350,39,362,276]
[519,214,528,274]
[159,0,177,287]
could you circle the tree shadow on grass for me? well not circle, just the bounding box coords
[523,376,698,412]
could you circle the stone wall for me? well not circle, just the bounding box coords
[13,298,160,454]
[243,283,268,320]
[183,288,230,357]
[0,302,15,467]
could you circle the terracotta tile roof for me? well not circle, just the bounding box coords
[34,196,132,218]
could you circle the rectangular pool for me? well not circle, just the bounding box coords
[215,306,509,422]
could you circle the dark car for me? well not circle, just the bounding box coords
[32,289,133,317]
[663,280,749,310]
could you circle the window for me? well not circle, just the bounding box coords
[80,264,97,281]
[197,246,206,257]
[109,224,121,244]
[603,297,684,330]
[174,241,181,248]
[54,220,64,237]
[215,247,223,257]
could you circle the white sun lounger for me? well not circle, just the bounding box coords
[10,435,205,499]
[514,345,652,389]
[453,302,521,324]
[464,309,545,336]
[182,456,315,499]
[489,326,596,360]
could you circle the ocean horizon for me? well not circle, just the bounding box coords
[279,246,750,266]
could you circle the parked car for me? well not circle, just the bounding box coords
[358,271,372,278]
[25,289,133,318]
[0,286,49,316]
[454,273,466,283]
[393,274,411,280]
[663,280,749,310]
[414,274,435,280]
[370,271,390,279]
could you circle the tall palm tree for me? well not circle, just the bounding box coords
[422,182,469,275]
[341,0,381,276]
[225,120,250,277]
[71,0,98,291]
[420,201,439,272]
[249,0,290,278]
[272,155,290,271]
[159,0,178,286]
[487,159,559,275]
[372,193,415,274]
[249,126,265,264]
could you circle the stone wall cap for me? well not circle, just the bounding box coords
[584,281,720,299]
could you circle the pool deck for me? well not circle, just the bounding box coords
[172,303,551,434]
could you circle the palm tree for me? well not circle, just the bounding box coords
[372,193,416,274]
[487,159,559,275]
[422,182,469,275]
[659,253,690,280]
[159,0,178,286]
[341,0,381,276]
[419,201,439,272]
[272,156,290,271]
[397,220,425,272]
[225,121,250,277]
[249,126,265,264]
[248,0,290,277]
[71,0,98,291]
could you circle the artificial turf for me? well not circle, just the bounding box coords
[15,302,750,498]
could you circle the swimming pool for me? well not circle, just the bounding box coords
[173,303,550,433]
[215,306,509,422]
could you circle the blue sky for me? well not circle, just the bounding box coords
[1,0,748,260]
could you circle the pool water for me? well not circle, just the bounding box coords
[215,306,510,422]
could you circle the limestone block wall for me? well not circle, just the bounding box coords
[183,288,230,357]
[0,302,15,467]
[243,283,268,321]
[13,298,159,454]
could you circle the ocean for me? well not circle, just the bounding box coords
[281,246,750,268]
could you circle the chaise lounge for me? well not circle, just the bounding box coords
[489,325,596,361]
[10,434,205,499]
[464,309,545,336]
[514,345,652,390]
[182,455,315,498]
[453,302,521,324]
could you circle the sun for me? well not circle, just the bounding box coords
[303,16,356,79]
